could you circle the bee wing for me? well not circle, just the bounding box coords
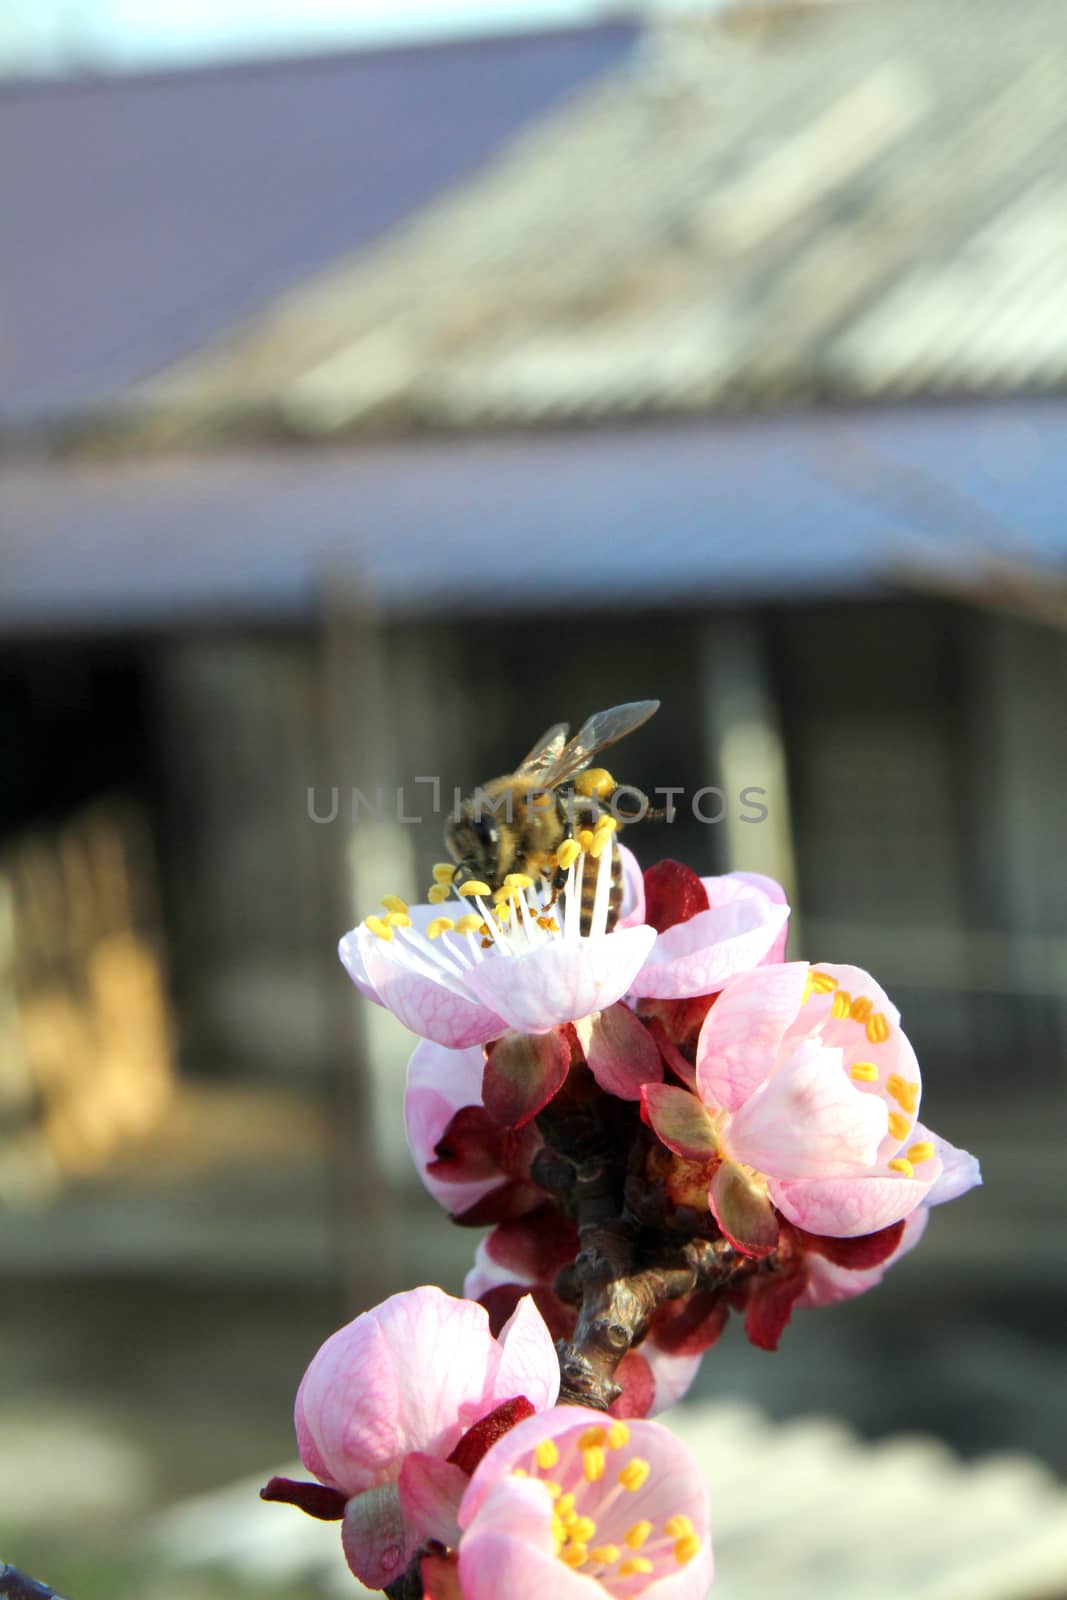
[514,721,570,781]
[539,700,660,787]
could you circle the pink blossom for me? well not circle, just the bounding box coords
[290,1287,559,1588]
[455,1406,712,1598]
[630,862,790,1000]
[340,843,654,1048]
[642,961,981,1252]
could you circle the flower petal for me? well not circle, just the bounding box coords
[575,1001,663,1099]
[464,924,656,1034]
[351,926,507,1049]
[397,1453,468,1550]
[723,871,790,963]
[915,1123,982,1206]
[492,1295,561,1415]
[631,894,789,1000]
[642,1344,705,1415]
[769,1162,941,1238]
[695,963,810,1111]
[405,1042,505,1216]
[799,1207,929,1308]
[726,1038,889,1180]
[458,1478,588,1600]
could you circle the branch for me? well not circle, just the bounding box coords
[0,1568,69,1600]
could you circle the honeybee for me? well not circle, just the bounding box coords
[444,700,660,933]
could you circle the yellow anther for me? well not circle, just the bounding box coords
[381,895,409,915]
[432,863,456,884]
[618,1458,651,1492]
[504,872,534,890]
[426,917,455,939]
[811,971,839,994]
[866,1012,890,1044]
[593,814,618,836]
[364,915,394,941]
[577,829,595,853]
[578,1427,606,1450]
[664,1516,694,1539]
[850,1061,879,1083]
[675,1534,702,1565]
[575,768,615,801]
[557,838,581,871]
[889,1157,915,1177]
[624,1521,653,1550]
[802,971,815,1004]
[907,1141,935,1163]
[582,1446,606,1482]
[534,1439,560,1471]
[457,880,492,898]
[831,990,852,1019]
[561,1543,589,1568]
[886,1075,920,1114]
[556,1494,576,1520]
[607,1421,630,1449]
[850,996,873,1023]
[385,911,411,928]
[571,1517,597,1543]
[550,1515,566,1550]
[543,1481,561,1499]
[494,902,513,923]
[427,884,451,904]
[454,913,483,935]
[888,1111,911,1142]
[618,1557,653,1578]
[590,1545,620,1565]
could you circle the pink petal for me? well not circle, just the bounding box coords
[914,1123,982,1206]
[726,1038,889,1180]
[631,895,789,1000]
[574,1002,663,1099]
[464,925,656,1033]
[297,1288,497,1495]
[459,1478,589,1600]
[641,1082,720,1159]
[769,1162,941,1238]
[397,1453,468,1550]
[491,1295,561,1415]
[355,928,507,1049]
[724,872,790,964]
[340,1484,415,1590]
[799,1207,929,1308]
[642,1344,704,1415]
[615,843,647,929]
[709,1159,779,1256]
[405,1042,504,1216]
[695,963,810,1112]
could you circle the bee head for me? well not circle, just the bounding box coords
[444,801,502,888]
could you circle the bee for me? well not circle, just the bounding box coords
[444,700,660,934]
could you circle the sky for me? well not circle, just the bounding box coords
[0,0,705,72]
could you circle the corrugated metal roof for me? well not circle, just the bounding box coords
[87,0,1067,445]
[4,402,1066,631]
[0,23,637,431]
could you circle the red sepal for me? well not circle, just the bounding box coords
[609,1349,656,1418]
[260,1476,347,1520]
[446,1396,536,1476]
[648,1291,730,1357]
[743,1269,808,1351]
[484,1208,579,1282]
[798,1219,906,1270]
[482,1029,571,1128]
[642,860,710,933]
[451,1179,546,1227]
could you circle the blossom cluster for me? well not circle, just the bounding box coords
[265,827,979,1597]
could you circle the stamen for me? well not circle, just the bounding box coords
[888,1112,911,1142]
[556,1494,576,1520]
[886,1075,919,1114]
[557,838,581,871]
[535,1439,560,1471]
[426,917,455,939]
[907,1141,935,1163]
[385,911,411,928]
[454,914,483,935]
[570,1516,597,1543]
[889,1157,914,1177]
[831,991,852,1019]
[866,1012,890,1043]
[457,880,492,898]
[589,1545,620,1565]
[432,863,456,885]
[607,1422,630,1449]
[618,1458,651,1492]
[618,1557,653,1578]
[381,895,408,915]
[624,1521,653,1550]
[582,1446,606,1482]
[849,1061,879,1082]
[543,1481,561,1499]
[849,996,873,1023]
[504,872,534,890]
[578,1427,606,1450]
[663,1516,694,1539]
[811,971,839,994]
[364,915,394,941]
[577,829,595,853]
[561,1543,588,1568]
[674,1534,701,1565]
[427,884,451,904]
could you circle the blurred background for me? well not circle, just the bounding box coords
[2,0,1066,1596]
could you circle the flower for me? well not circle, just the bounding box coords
[277,1286,560,1588]
[630,860,790,1000]
[464,1218,703,1419]
[641,961,981,1253]
[454,1406,713,1598]
[340,842,655,1048]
